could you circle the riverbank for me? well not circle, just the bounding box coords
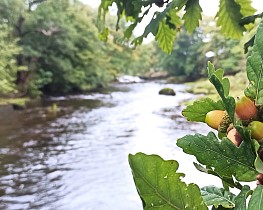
[0,71,248,110]
[183,71,248,103]
[0,97,29,107]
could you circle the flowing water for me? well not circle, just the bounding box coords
[0,81,220,210]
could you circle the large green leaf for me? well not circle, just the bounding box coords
[216,0,244,39]
[245,18,263,106]
[177,132,258,182]
[182,0,202,33]
[248,185,263,210]
[128,153,208,210]
[201,186,236,208]
[234,185,251,210]
[182,98,224,122]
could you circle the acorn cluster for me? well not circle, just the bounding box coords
[205,96,262,146]
[205,96,263,184]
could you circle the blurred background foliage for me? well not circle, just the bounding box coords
[0,0,247,99]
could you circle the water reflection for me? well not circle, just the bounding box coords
[0,81,219,210]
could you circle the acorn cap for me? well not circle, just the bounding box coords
[218,112,232,133]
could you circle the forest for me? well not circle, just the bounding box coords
[0,0,246,101]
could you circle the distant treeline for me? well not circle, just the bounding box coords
[0,0,246,98]
[0,0,155,97]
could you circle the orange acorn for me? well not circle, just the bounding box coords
[235,96,257,120]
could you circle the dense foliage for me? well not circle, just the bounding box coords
[0,0,252,98]
[100,0,263,209]
[0,24,23,96]
[0,0,154,97]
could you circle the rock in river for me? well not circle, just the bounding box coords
[158,88,176,96]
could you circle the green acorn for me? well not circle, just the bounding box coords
[205,110,225,130]
[248,121,263,144]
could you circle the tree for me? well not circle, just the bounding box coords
[101,16,157,77]
[156,16,246,80]
[23,0,155,95]
[157,27,205,80]
[200,17,246,75]
[0,24,23,96]
[19,0,116,95]
[0,0,157,97]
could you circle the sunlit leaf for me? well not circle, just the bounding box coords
[234,0,256,16]
[129,153,208,210]
[216,0,244,39]
[98,28,109,41]
[156,20,176,54]
[167,8,182,27]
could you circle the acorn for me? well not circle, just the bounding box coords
[248,121,263,144]
[205,110,225,130]
[257,173,263,185]
[227,127,242,147]
[218,112,232,133]
[235,96,257,121]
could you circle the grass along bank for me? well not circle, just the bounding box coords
[0,97,29,107]
[184,71,248,103]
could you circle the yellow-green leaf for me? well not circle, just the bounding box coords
[216,0,244,39]
[234,0,256,16]
[156,20,176,54]
[183,0,202,33]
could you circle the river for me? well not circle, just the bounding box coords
[0,81,220,210]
